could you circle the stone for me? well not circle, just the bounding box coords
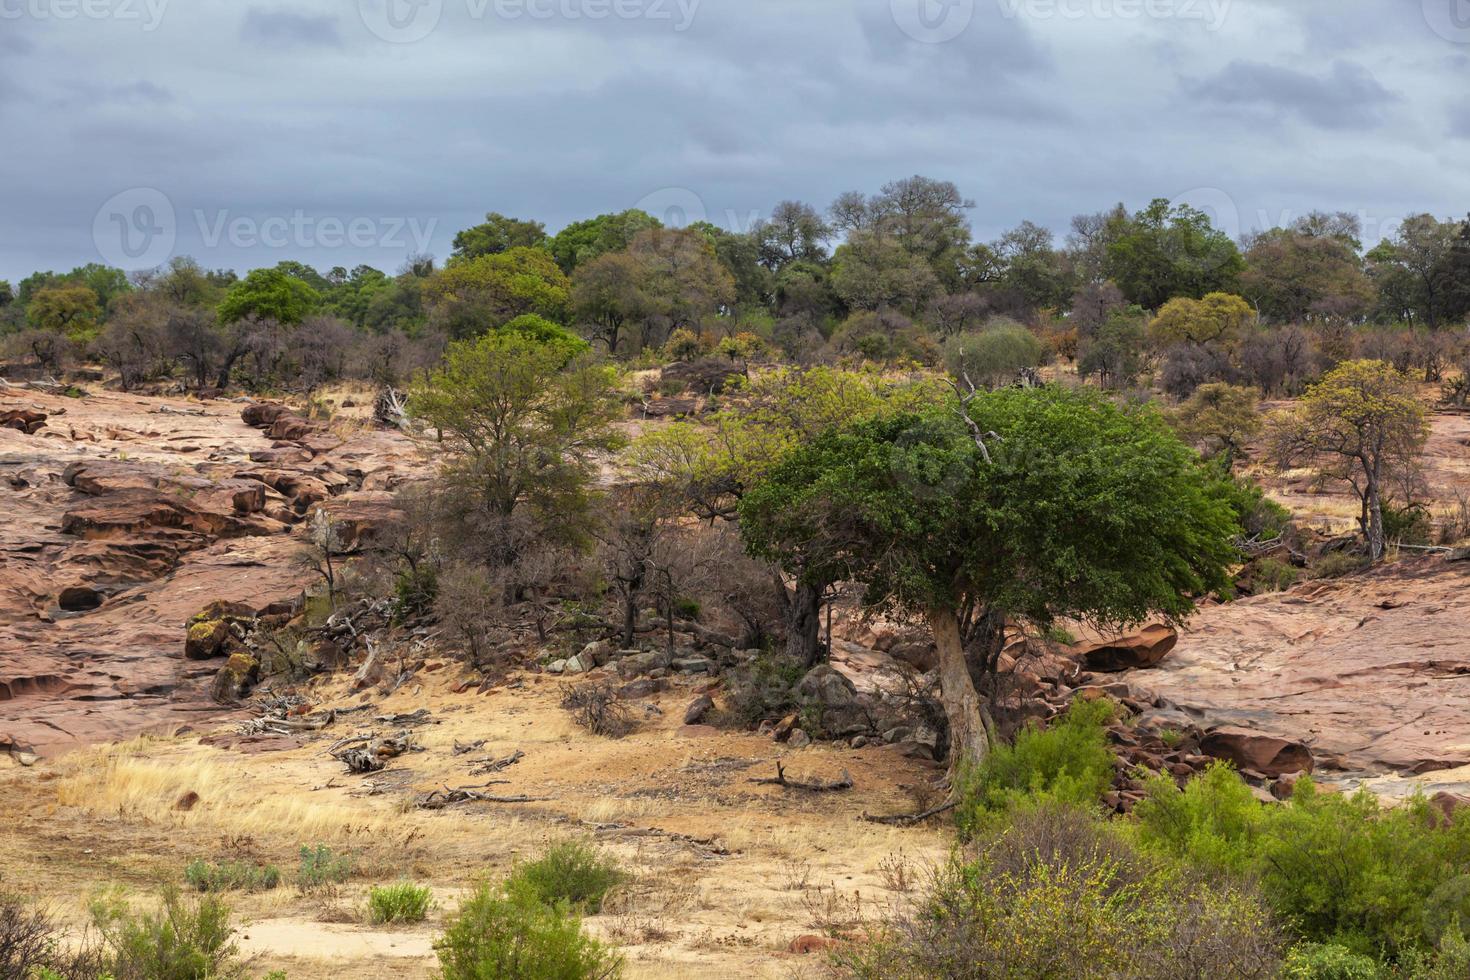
[618,678,666,699]
[684,694,714,725]
[545,659,568,675]
[788,935,840,954]
[1077,625,1178,672]
[850,735,869,749]
[882,726,914,744]
[210,652,260,703]
[1199,727,1313,777]
[579,639,619,667]
[787,729,812,749]
[0,409,47,434]
[672,656,715,674]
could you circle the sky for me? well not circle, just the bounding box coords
[1,0,1468,282]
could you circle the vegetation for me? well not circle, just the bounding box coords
[435,879,622,980]
[183,858,281,893]
[296,844,354,890]
[506,841,625,914]
[368,882,434,924]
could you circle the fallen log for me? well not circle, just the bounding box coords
[469,749,524,775]
[417,787,551,809]
[861,800,959,826]
[749,761,853,792]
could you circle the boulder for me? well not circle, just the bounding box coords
[658,358,744,395]
[787,729,812,749]
[579,639,619,667]
[1077,625,1178,672]
[796,665,869,736]
[210,652,260,703]
[240,402,292,427]
[1199,726,1313,776]
[684,694,714,725]
[0,408,47,434]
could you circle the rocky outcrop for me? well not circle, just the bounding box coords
[1076,625,1178,672]
[1,408,47,434]
[1199,727,1314,777]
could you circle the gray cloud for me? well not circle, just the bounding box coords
[1184,58,1400,129]
[240,8,342,47]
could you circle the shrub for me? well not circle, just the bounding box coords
[0,893,58,979]
[942,320,1044,390]
[368,882,434,924]
[89,885,244,980]
[560,681,633,738]
[297,844,354,890]
[508,841,625,914]
[1133,762,1264,874]
[836,801,1281,979]
[1253,558,1300,593]
[184,859,281,893]
[1312,552,1368,579]
[1281,943,1381,979]
[956,698,1116,835]
[435,879,622,980]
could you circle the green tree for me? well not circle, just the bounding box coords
[548,209,661,274]
[1078,308,1146,389]
[942,320,1044,390]
[1268,359,1430,560]
[452,212,549,262]
[1149,291,1255,346]
[427,246,571,339]
[739,387,1237,769]
[1104,199,1244,309]
[1368,214,1459,327]
[217,267,321,326]
[830,230,940,314]
[26,284,102,340]
[1240,221,1373,322]
[1171,382,1262,468]
[409,333,623,564]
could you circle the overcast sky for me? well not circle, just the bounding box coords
[2,0,1468,282]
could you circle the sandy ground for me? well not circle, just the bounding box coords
[0,663,948,978]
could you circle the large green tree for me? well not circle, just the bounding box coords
[426,246,570,338]
[217,267,321,325]
[1104,199,1244,309]
[740,387,1238,769]
[451,212,549,261]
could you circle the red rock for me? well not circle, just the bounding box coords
[0,409,47,434]
[788,935,840,954]
[1199,727,1313,777]
[1077,625,1178,672]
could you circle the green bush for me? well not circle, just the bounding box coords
[184,859,281,893]
[1253,557,1300,593]
[1312,552,1367,579]
[1219,471,1293,542]
[1282,943,1381,979]
[725,652,805,728]
[836,801,1280,979]
[297,844,354,890]
[1135,769,1470,961]
[956,698,1117,836]
[89,885,243,980]
[368,882,434,924]
[435,879,622,980]
[507,841,624,914]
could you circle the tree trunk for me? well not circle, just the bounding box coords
[785,581,823,668]
[927,605,990,774]
[1366,479,1386,561]
[620,569,643,649]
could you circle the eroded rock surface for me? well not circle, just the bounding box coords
[0,388,418,756]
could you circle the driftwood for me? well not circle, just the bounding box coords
[375,708,435,727]
[417,786,550,809]
[583,822,732,856]
[332,734,413,774]
[452,739,487,756]
[861,800,960,826]
[469,749,525,775]
[749,761,853,792]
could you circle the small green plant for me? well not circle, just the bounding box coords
[296,845,353,890]
[435,879,622,980]
[1254,557,1300,593]
[1281,942,1381,979]
[956,698,1117,836]
[184,859,281,893]
[1312,552,1367,580]
[725,652,805,727]
[1158,727,1184,748]
[88,885,244,980]
[1044,625,1078,646]
[368,882,434,924]
[507,841,625,914]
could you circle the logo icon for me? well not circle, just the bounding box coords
[93,188,176,269]
[359,0,443,43]
[633,187,708,229]
[891,0,974,43]
[1424,0,1470,42]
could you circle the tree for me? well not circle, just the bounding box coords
[451,212,548,261]
[26,285,102,340]
[942,320,1044,390]
[1149,292,1254,346]
[93,291,167,389]
[623,227,735,346]
[1103,199,1244,309]
[217,267,320,326]
[547,209,661,274]
[1171,382,1262,468]
[1368,214,1458,327]
[753,200,830,270]
[408,333,623,565]
[1268,360,1429,560]
[739,388,1238,771]
[1240,224,1373,322]
[1078,309,1146,389]
[830,230,940,314]
[426,246,570,339]
[569,251,645,354]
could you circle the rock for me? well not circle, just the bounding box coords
[1077,625,1178,672]
[240,402,292,427]
[796,664,868,736]
[672,656,715,675]
[1432,791,1470,822]
[1199,727,1313,777]
[546,659,568,675]
[658,358,744,395]
[617,652,662,678]
[185,617,232,660]
[882,726,914,744]
[564,654,592,674]
[684,694,714,725]
[175,790,201,811]
[210,652,260,703]
[772,713,799,741]
[788,935,840,954]
[618,678,665,698]
[579,639,619,667]
[889,640,937,672]
[912,725,940,756]
[850,735,869,749]
[0,409,47,434]
[787,729,812,749]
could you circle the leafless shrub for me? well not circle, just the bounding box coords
[800,884,866,937]
[561,681,634,738]
[877,852,917,894]
[778,858,813,892]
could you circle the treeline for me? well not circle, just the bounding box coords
[3,175,1470,394]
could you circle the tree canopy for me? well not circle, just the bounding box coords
[217,267,321,325]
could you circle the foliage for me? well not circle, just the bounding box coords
[956,698,1116,833]
[499,313,590,362]
[942,320,1044,389]
[89,885,244,980]
[1103,198,1245,309]
[452,212,548,261]
[368,882,434,924]
[435,878,622,980]
[1150,291,1254,345]
[1078,308,1146,388]
[725,651,806,726]
[183,859,281,893]
[297,844,354,890]
[836,801,1281,980]
[1217,469,1292,542]
[507,841,626,913]
[428,246,571,337]
[217,267,321,325]
[1252,558,1300,593]
[1281,943,1383,979]
[1171,382,1262,464]
[26,284,103,340]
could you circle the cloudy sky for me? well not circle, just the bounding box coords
[2,0,1468,282]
